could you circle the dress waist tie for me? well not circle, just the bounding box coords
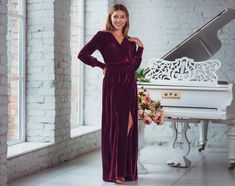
[106,63,132,71]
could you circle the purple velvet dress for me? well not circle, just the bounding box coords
[78,31,143,182]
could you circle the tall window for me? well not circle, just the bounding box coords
[7,0,25,145]
[70,0,84,129]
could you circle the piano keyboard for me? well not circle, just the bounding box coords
[163,106,226,120]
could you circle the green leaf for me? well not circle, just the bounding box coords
[136,68,150,82]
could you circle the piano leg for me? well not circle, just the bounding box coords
[167,121,191,168]
[198,120,209,152]
[227,123,235,171]
[137,120,148,174]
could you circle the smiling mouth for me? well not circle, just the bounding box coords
[115,24,124,26]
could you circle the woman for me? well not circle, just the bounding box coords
[78,4,144,184]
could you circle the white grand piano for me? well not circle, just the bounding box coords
[138,8,235,170]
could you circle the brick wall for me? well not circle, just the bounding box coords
[26,0,55,142]
[0,0,8,185]
[115,0,235,147]
[54,0,71,144]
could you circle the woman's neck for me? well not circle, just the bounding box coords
[112,30,123,37]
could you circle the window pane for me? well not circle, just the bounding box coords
[70,0,82,128]
[7,0,25,143]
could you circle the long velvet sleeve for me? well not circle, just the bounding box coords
[77,31,105,69]
[131,44,144,71]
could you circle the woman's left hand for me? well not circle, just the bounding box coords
[128,37,144,48]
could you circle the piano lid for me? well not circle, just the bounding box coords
[161,8,235,61]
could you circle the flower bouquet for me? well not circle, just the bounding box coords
[137,87,164,125]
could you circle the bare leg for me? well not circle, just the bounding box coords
[127,111,133,136]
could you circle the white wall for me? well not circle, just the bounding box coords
[27,0,56,142]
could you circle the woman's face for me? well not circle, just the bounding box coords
[111,10,127,31]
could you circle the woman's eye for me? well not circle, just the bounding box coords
[112,14,126,19]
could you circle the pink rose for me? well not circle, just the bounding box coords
[144,96,151,104]
[144,109,152,115]
[138,110,144,120]
[143,116,152,125]
[154,111,164,125]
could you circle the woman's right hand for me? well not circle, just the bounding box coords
[128,37,144,48]
[103,67,106,76]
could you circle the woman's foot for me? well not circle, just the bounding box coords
[115,177,125,184]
